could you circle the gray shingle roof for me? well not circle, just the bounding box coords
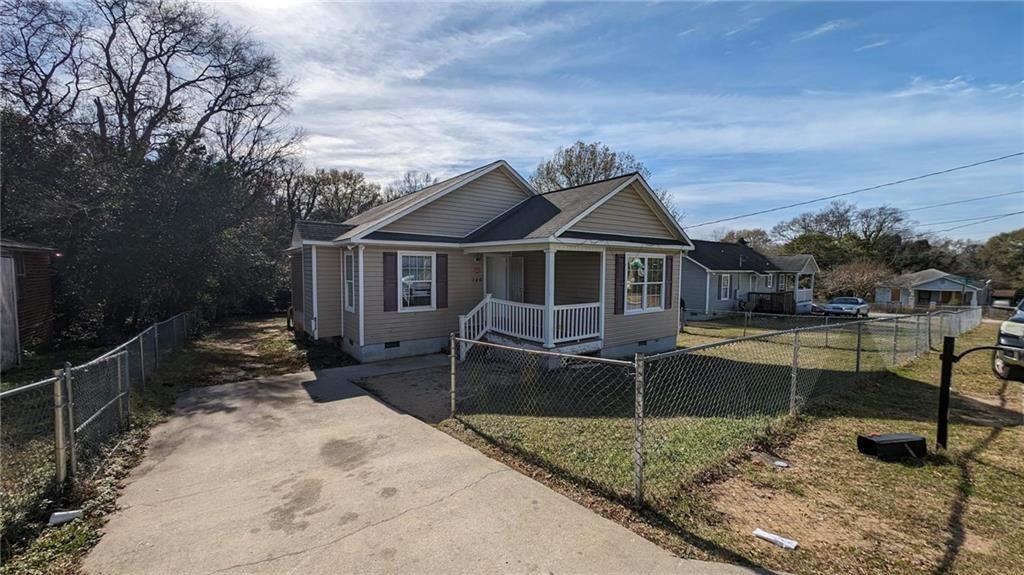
[467,173,637,242]
[768,254,815,273]
[687,240,778,273]
[295,220,354,242]
[0,238,57,252]
[882,268,981,289]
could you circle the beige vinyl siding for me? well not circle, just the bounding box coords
[603,249,681,348]
[380,170,531,238]
[291,253,304,332]
[362,246,481,344]
[523,251,545,305]
[302,246,313,336]
[555,251,601,305]
[315,246,342,338]
[342,249,359,345]
[570,183,675,239]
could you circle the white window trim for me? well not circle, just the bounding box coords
[344,252,355,312]
[719,273,731,301]
[624,253,666,315]
[398,250,437,313]
[765,274,773,289]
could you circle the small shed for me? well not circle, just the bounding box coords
[1,238,58,370]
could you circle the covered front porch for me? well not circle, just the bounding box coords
[458,248,605,356]
[747,272,815,314]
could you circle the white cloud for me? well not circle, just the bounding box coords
[677,27,697,37]
[794,19,850,41]
[854,40,889,52]
[725,18,763,37]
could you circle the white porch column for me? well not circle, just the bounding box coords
[543,248,556,348]
[599,249,607,341]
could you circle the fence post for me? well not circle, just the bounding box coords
[789,330,800,415]
[927,313,933,349]
[449,333,457,418]
[633,352,646,506]
[824,315,830,348]
[153,322,160,367]
[855,322,863,376]
[52,369,68,485]
[116,353,125,428]
[63,362,78,477]
[138,332,146,391]
[937,336,955,450]
[743,312,748,337]
[892,318,899,365]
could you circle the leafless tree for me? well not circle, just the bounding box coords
[382,170,437,201]
[1,0,87,127]
[86,0,293,162]
[531,140,681,219]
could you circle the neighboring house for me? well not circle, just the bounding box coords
[286,160,693,362]
[991,289,1019,308]
[681,240,819,318]
[875,269,984,308]
[1,238,58,370]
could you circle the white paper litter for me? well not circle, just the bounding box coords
[773,460,790,468]
[753,528,798,549]
[48,510,82,526]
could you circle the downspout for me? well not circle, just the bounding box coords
[358,245,365,347]
[311,245,319,340]
[705,272,711,315]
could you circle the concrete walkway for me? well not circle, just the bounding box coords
[85,356,761,574]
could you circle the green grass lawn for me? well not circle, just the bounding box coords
[449,321,1022,574]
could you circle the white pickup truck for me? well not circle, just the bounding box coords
[994,299,1024,381]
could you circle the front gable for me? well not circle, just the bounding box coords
[916,276,978,292]
[378,164,534,239]
[567,181,678,241]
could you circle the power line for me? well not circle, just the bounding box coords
[929,211,1024,233]
[917,212,1020,226]
[682,152,1024,229]
[905,190,1023,212]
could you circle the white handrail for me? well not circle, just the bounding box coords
[459,296,602,358]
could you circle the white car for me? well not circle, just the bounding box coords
[821,297,870,317]
[993,299,1024,381]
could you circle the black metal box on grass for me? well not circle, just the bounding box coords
[857,433,927,461]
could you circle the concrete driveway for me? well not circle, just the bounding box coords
[84,356,761,574]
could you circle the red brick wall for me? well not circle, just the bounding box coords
[13,252,54,349]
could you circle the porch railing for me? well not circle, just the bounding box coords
[795,288,813,303]
[458,295,601,359]
[553,302,601,343]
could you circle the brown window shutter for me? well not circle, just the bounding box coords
[614,254,625,315]
[665,256,673,309]
[436,254,448,309]
[383,252,397,312]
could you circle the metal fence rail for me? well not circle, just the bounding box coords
[1,311,197,550]
[451,307,982,509]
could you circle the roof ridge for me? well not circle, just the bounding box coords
[297,219,350,226]
[540,172,638,195]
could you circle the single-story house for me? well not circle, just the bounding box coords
[286,160,694,362]
[875,268,984,308]
[1,238,58,370]
[681,240,819,318]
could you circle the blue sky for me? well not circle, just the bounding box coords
[216,1,1024,241]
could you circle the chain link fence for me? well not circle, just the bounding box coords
[682,310,863,342]
[452,308,982,511]
[1,311,197,553]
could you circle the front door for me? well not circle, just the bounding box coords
[485,255,508,300]
[509,256,525,302]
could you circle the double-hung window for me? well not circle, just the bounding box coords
[625,254,665,314]
[344,252,355,311]
[399,252,435,311]
[718,273,731,300]
[765,274,773,289]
